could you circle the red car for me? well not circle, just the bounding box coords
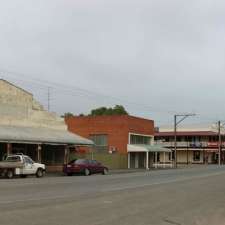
[63,159,108,176]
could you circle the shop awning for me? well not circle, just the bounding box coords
[0,125,93,146]
[127,144,171,153]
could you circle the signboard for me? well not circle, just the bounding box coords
[207,142,219,148]
[207,142,225,148]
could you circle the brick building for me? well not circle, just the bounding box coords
[66,115,170,169]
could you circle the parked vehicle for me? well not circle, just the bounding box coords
[63,159,108,176]
[0,154,46,179]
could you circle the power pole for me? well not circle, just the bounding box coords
[174,114,196,168]
[218,121,221,166]
[174,115,177,168]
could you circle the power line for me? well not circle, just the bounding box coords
[1,68,224,125]
[0,68,180,115]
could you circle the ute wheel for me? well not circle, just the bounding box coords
[36,169,44,178]
[6,170,14,179]
[84,168,90,176]
[102,168,108,175]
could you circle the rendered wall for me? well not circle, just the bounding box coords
[0,79,66,130]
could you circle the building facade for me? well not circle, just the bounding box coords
[155,124,224,165]
[0,79,92,171]
[65,115,158,169]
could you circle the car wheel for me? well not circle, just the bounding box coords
[102,168,108,175]
[84,168,90,176]
[36,169,44,178]
[6,170,14,179]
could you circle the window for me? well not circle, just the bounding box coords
[177,137,182,142]
[42,146,65,164]
[130,134,151,145]
[193,151,201,161]
[75,159,89,165]
[24,156,33,164]
[6,156,21,162]
[165,137,170,142]
[90,134,108,151]
[89,160,100,165]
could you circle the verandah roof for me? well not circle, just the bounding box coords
[128,144,171,153]
[0,125,93,146]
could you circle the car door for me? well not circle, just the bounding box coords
[96,161,104,173]
[87,160,97,174]
[23,156,36,175]
[92,160,102,173]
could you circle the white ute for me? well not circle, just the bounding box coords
[0,154,46,179]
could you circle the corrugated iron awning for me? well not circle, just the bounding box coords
[128,144,171,153]
[0,125,93,146]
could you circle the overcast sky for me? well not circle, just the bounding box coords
[0,0,225,126]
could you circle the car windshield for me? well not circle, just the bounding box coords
[24,157,34,164]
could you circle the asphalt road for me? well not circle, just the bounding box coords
[1,166,225,225]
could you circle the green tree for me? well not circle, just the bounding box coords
[113,105,128,115]
[61,112,74,118]
[90,105,128,116]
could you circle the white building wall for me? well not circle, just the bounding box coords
[0,80,67,131]
[159,150,204,164]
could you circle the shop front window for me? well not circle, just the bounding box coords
[193,151,201,161]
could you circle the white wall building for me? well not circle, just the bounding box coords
[155,123,224,165]
[0,79,93,171]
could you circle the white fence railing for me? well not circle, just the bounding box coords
[156,141,209,148]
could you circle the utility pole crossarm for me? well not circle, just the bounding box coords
[175,114,196,126]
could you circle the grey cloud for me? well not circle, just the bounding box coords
[0,0,225,125]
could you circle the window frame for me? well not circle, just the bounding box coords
[193,151,201,161]
[129,133,153,145]
[89,134,108,152]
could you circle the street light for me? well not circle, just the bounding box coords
[174,114,196,168]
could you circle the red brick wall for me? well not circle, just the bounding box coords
[65,115,154,154]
